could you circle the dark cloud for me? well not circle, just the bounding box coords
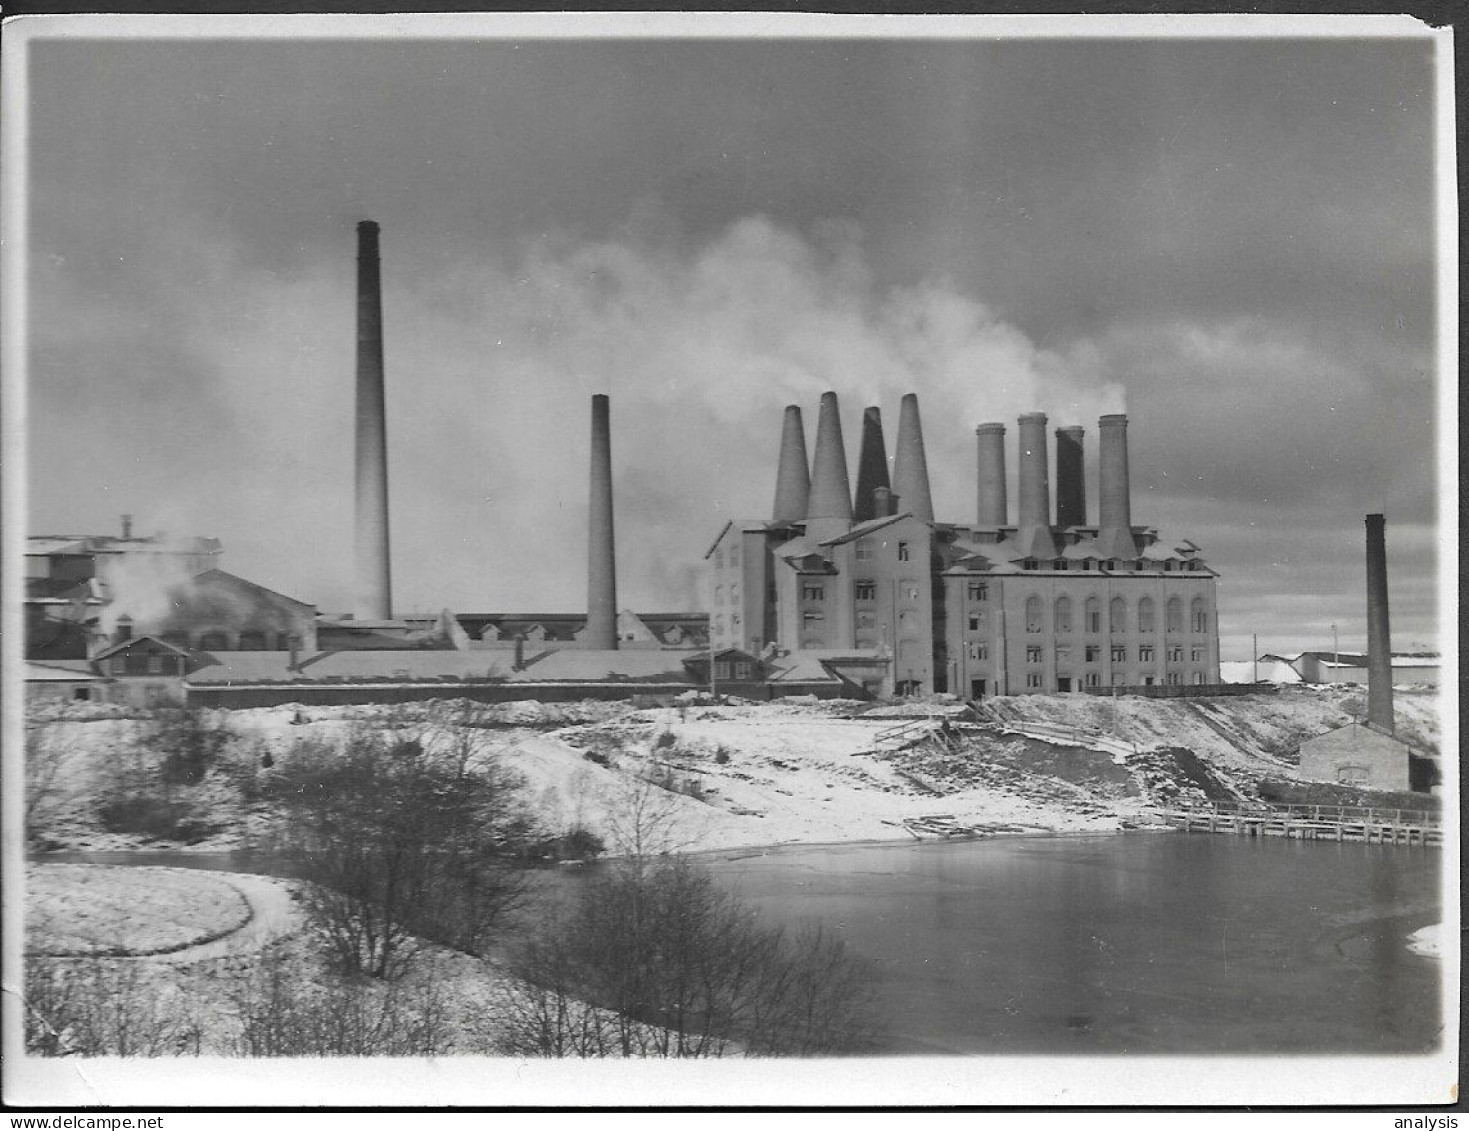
[22,28,1444,664]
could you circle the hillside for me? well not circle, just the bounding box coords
[24,684,1444,856]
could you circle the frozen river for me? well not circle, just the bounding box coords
[700,833,1443,1055]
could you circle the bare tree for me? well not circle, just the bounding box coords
[268,719,534,979]
[499,855,875,1057]
[24,724,69,845]
[24,958,203,1057]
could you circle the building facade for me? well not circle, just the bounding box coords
[707,394,1221,699]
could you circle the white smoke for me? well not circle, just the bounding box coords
[53,213,1129,616]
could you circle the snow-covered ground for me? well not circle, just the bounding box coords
[26,864,252,955]
[24,684,1443,857]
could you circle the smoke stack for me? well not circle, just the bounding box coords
[1013,413,1056,558]
[354,220,393,620]
[853,407,891,522]
[120,514,133,541]
[513,634,526,672]
[287,633,300,672]
[586,394,619,650]
[1365,514,1394,733]
[805,391,853,539]
[115,614,133,645]
[873,486,895,517]
[772,405,811,523]
[1055,426,1087,528]
[891,393,934,523]
[1095,413,1138,560]
[975,423,1008,526]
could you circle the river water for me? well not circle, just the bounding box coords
[700,834,1442,1055]
[35,832,1442,1056]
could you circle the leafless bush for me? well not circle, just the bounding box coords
[500,856,875,1057]
[268,720,534,978]
[228,954,454,1057]
[23,958,203,1057]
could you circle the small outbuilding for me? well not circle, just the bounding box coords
[1298,721,1412,792]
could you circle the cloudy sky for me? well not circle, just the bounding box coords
[19,18,1445,660]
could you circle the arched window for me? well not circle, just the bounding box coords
[1191,597,1208,634]
[1054,595,1073,634]
[1109,597,1127,634]
[1025,595,1043,633]
[198,631,229,652]
[1137,597,1155,633]
[1085,596,1101,634]
[238,630,268,651]
[713,585,723,606]
[1166,596,1183,633]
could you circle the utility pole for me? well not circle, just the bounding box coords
[1252,633,1258,684]
[1332,623,1339,673]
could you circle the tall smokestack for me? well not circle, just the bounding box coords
[892,393,934,523]
[976,423,1008,526]
[772,405,811,523]
[1365,513,1394,733]
[1055,426,1087,528]
[853,406,891,522]
[354,220,392,620]
[805,392,853,540]
[586,394,619,650]
[120,514,133,541]
[1095,413,1138,560]
[1014,413,1056,559]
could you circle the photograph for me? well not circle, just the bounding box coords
[2,10,1457,1110]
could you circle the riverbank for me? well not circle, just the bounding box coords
[23,687,1441,858]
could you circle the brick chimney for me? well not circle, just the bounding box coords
[354,220,393,620]
[853,406,891,523]
[585,394,619,650]
[772,405,811,523]
[1365,513,1394,733]
[891,393,934,523]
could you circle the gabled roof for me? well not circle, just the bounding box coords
[91,634,192,663]
[26,660,110,681]
[817,512,924,547]
[191,569,315,611]
[703,520,771,559]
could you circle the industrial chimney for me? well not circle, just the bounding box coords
[1055,426,1086,528]
[805,391,853,541]
[975,423,1008,526]
[772,405,811,523]
[586,394,619,651]
[892,393,934,523]
[1365,513,1394,733]
[853,406,891,523]
[1014,412,1056,559]
[1095,413,1138,561]
[354,220,393,621]
[120,514,134,541]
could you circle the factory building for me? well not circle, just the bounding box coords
[707,393,1221,698]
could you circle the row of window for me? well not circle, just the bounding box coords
[711,661,753,680]
[712,584,741,605]
[1023,594,1208,635]
[1023,671,1207,688]
[804,580,924,603]
[712,544,743,568]
[853,541,912,562]
[965,642,1207,663]
[1018,558,1203,573]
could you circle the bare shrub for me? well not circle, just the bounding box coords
[228,954,454,1057]
[500,856,875,1057]
[25,725,69,847]
[268,721,534,978]
[23,958,203,1057]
